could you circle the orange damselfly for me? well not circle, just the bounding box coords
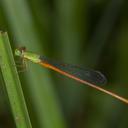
[15,47,128,104]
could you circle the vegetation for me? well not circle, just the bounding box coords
[0,0,128,128]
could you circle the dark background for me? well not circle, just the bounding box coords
[0,0,128,128]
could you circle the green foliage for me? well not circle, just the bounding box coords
[0,0,128,128]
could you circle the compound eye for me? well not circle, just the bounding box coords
[21,46,26,51]
[19,46,26,52]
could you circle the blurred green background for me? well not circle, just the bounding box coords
[0,0,128,128]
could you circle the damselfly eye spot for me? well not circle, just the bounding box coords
[19,46,26,52]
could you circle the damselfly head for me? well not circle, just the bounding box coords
[15,47,26,57]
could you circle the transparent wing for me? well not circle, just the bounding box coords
[40,56,107,86]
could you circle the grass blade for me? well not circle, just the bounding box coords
[0,32,32,128]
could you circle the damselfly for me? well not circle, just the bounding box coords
[15,47,128,104]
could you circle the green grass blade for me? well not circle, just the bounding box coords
[0,32,32,128]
